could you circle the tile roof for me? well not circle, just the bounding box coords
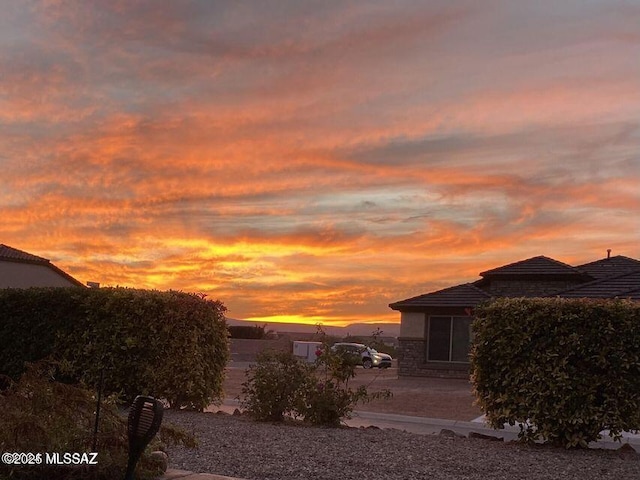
[0,244,50,264]
[558,270,640,299]
[576,255,640,280]
[0,244,85,287]
[390,254,640,310]
[479,255,583,277]
[625,289,640,300]
[389,283,491,310]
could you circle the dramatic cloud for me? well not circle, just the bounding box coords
[1,0,638,326]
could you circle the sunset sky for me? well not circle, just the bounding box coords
[1,1,639,326]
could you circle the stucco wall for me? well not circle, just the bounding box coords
[399,312,425,337]
[0,262,79,288]
[398,307,473,378]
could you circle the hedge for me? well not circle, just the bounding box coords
[471,297,640,447]
[0,287,229,410]
[228,325,266,339]
[0,287,83,379]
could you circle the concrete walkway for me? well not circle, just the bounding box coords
[345,409,640,450]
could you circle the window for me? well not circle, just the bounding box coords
[426,316,473,363]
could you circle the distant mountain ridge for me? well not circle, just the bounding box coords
[225,317,400,338]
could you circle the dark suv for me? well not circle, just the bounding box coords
[331,342,392,369]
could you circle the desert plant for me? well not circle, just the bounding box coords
[298,331,391,426]
[0,360,196,480]
[471,297,640,448]
[240,327,391,427]
[300,380,369,427]
[239,350,315,421]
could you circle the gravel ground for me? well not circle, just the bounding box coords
[163,411,640,480]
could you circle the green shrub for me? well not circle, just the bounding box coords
[0,287,85,379]
[297,380,369,427]
[298,337,390,427]
[471,297,640,448]
[0,360,196,480]
[239,332,391,427]
[0,287,229,410]
[239,350,314,421]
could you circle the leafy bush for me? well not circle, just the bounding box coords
[240,331,391,427]
[471,297,640,448]
[0,361,196,480]
[299,336,391,427]
[299,381,368,427]
[0,287,229,410]
[0,287,84,379]
[239,350,314,421]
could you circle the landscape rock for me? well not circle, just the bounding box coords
[468,431,504,442]
[149,450,168,473]
[617,443,638,458]
[163,410,640,480]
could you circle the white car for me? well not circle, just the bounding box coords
[331,342,392,369]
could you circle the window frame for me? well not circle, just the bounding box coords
[425,315,473,364]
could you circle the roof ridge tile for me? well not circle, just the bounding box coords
[479,255,581,277]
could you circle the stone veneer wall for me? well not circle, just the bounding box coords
[398,337,470,379]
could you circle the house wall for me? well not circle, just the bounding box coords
[0,262,79,288]
[399,312,425,337]
[398,337,469,378]
[398,307,471,379]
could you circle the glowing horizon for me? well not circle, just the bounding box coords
[1,2,638,326]
[242,314,396,328]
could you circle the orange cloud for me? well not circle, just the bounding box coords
[1,1,638,326]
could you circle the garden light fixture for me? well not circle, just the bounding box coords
[124,395,164,480]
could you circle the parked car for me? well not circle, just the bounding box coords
[331,342,392,369]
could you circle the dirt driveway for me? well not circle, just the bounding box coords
[224,364,483,422]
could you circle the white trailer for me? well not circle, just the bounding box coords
[292,341,323,363]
